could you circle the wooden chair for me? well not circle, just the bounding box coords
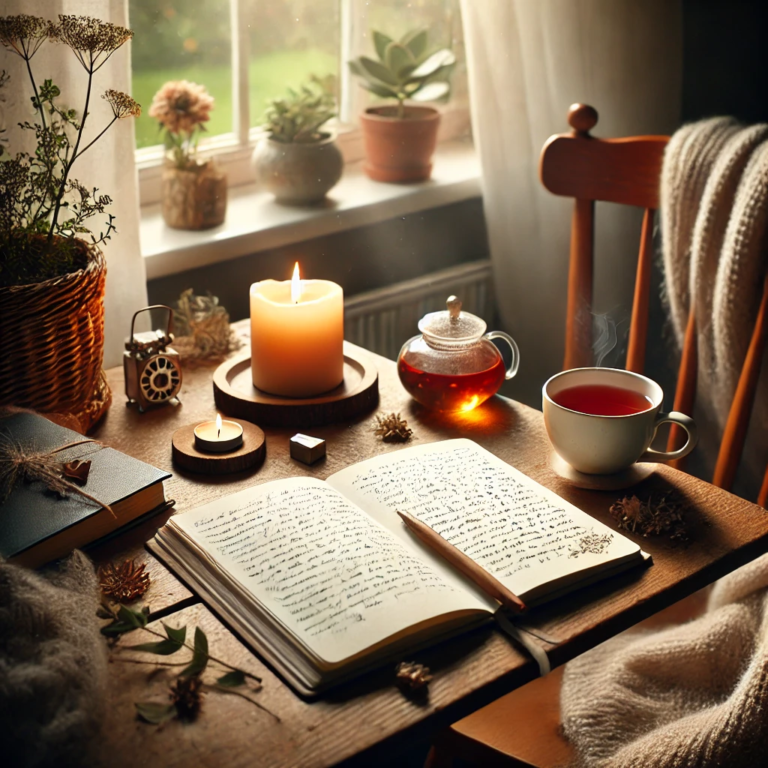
[426,103,768,767]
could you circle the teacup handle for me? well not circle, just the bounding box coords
[484,331,520,380]
[639,411,698,463]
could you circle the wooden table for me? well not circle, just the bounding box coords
[89,328,768,768]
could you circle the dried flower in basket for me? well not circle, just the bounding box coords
[149,80,214,169]
[172,289,241,363]
[98,559,151,603]
[396,661,432,692]
[373,412,413,443]
[609,493,689,542]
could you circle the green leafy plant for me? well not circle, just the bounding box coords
[0,14,140,287]
[348,28,455,119]
[99,601,279,724]
[263,77,336,143]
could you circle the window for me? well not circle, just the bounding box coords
[129,0,468,203]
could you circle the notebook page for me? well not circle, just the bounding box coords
[328,439,640,600]
[170,477,490,664]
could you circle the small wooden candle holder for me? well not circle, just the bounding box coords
[172,420,265,475]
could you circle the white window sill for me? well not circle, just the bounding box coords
[140,140,481,281]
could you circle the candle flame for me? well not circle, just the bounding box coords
[291,262,301,304]
[216,413,222,439]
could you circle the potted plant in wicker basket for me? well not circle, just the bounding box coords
[348,29,455,183]
[149,80,227,230]
[0,13,140,432]
[252,77,342,204]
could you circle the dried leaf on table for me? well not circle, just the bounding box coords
[609,492,689,542]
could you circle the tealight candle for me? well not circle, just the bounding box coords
[250,262,344,397]
[194,414,244,453]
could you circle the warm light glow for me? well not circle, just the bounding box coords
[216,413,222,438]
[461,396,480,412]
[291,262,302,304]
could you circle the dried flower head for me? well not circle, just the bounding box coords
[103,89,141,119]
[0,14,55,60]
[396,661,432,692]
[98,559,151,603]
[170,675,204,722]
[55,14,133,73]
[149,80,214,136]
[373,412,413,443]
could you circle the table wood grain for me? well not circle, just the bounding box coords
[89,323,768,767]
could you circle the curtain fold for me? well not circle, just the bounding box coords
[2,0,147,368]
[460,0,683,406]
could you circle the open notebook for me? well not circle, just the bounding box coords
[149,439,646,696]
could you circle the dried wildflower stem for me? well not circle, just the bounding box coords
[47,64,92,244]
[207,684,281,722]
[124,622,263,685]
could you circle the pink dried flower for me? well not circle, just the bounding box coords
[148,80,214,136]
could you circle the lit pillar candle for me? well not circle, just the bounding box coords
[250,263,344,397]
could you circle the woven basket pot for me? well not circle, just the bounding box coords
[161,160,227,230]
[0,242,111,432]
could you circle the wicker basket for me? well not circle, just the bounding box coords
[0,243,111,432]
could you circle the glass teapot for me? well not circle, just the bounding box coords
[397,296,520,412]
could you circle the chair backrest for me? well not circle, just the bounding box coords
[540,104,768,507]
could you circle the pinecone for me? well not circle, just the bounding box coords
[170,675,204,722]
[98,559,151,602]
[373,412,413,443]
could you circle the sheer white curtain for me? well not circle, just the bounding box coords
[2,0,147,367]
[459,0,682,405]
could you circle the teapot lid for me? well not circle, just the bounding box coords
[418,296,487,345]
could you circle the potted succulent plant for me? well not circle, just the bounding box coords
[149,80,227,230]
[252,78,342,204]
[0,13,140,431]
[348,28,455,182]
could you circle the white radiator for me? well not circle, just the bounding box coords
[344,260,495,360]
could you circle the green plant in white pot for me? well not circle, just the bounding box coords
[348,29,455,182]
[252,78,343,204]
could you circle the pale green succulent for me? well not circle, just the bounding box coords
[348,29,456,119]
[263,78,336,144]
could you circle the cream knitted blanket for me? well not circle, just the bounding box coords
[661,118,768,435]
[560,553,768,767]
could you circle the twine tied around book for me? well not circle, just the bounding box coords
[0,436,115,518]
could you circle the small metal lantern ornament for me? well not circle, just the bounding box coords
[124,305,182,412]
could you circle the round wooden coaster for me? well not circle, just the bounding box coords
[212,347,379,428]
[172,420,266,475]
[550,451,655,491]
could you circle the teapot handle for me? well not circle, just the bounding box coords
[484,331,520,380]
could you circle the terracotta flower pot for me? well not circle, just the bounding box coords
[252,134,343,204]
[359,105,441,183]
[0,240,111,432]
[161,160,227,230]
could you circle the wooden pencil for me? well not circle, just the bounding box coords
[396,510,527,614]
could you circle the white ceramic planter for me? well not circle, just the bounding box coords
[252,134,343,204]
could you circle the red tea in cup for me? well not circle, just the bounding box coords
[551,384,653,416]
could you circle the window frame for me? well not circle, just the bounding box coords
[134,0,470,206]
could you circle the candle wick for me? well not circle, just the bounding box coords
[217,427,221,439]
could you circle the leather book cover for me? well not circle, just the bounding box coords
[0,412,171,561]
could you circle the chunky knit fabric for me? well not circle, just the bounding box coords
[0,551,107,768]
[660,118,768,495]
[560,553,768,767]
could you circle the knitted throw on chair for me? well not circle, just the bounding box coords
[661,117,768,433]
[560,552,768,767]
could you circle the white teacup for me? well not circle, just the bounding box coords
[542,368,697,475]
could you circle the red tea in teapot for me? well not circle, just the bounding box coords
[397,356,506,412]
